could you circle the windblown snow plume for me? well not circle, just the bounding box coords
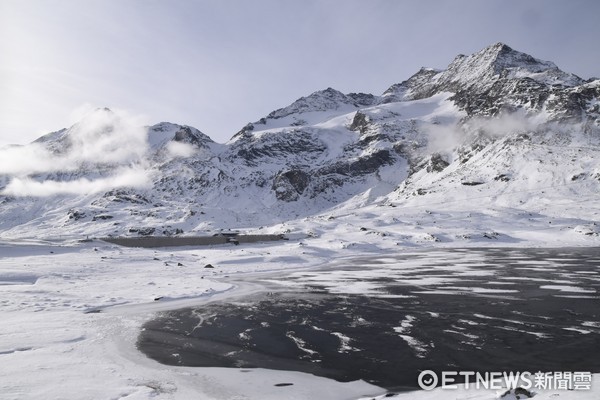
[0,108,152,196]
[2,168,151,197]
[463,112,539,138]
[165,141,197,159]
[424,121,464,153]
[424,111,585,154]
[61,108,149,166]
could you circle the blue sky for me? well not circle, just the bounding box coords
[1,0,599,145]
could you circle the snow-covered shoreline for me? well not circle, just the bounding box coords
[0,239,388,400]
[1,235,599,400]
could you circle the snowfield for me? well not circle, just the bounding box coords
[0,239,384,400]
[1,227,599,399]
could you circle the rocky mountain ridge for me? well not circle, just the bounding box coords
[1,43,599,242]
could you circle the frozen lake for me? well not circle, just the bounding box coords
[138,248,600,390]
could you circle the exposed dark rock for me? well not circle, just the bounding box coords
[233,131,327,164]
[128,227,156,236]
[392,142,408,155]
[67,209,86,221]
[349,111,370,134]
[483,231,500,239]
[319,150,394,177]
[231,123,255,141]
[347,92,377,106]
[92,214,113,221]
[174,126,201,145]
[381,67,441,103]
[458,143,485,163]
[500,387,533,399]
[272,170,310,201]
[461,181,484,186]
[290,118,308,126]
[426,153,449,173]
[103,190,149,204]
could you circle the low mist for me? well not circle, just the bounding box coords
[0,108,153,197]
[2,168,152,197]
[424,111,577,154]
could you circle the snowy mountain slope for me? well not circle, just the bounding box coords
[431,42,583,93]
[0,42,599,242]
[231,87,378,137]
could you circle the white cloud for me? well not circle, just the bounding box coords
[0,107,148,176]
[1,167,151,197]
[464,112,536,139]
[61,108,149,165]
[0,108,155,197]
[424,122,464,154]
[0,143,66,175]
[425,112,543,154]
[165,141,197,158]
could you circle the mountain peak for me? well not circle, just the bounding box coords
[305,87,347,101]
[435,42,583,92]
[86,107,116,117]
[450,42,549,74]
[488,41,512,52]
[476,42,556,72]
[464,42,512,61]
[320,87,344,95]
[381,67,441,103]
[264,87,356,120]
[74,107,119,127]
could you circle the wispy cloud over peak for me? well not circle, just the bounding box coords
[0,108,154,196]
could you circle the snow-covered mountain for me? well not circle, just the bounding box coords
[1,43,599,242]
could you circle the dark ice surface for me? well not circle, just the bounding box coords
[138,248,600,390]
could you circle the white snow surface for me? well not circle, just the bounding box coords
[0,240,389,400]
[2,233,599,399]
